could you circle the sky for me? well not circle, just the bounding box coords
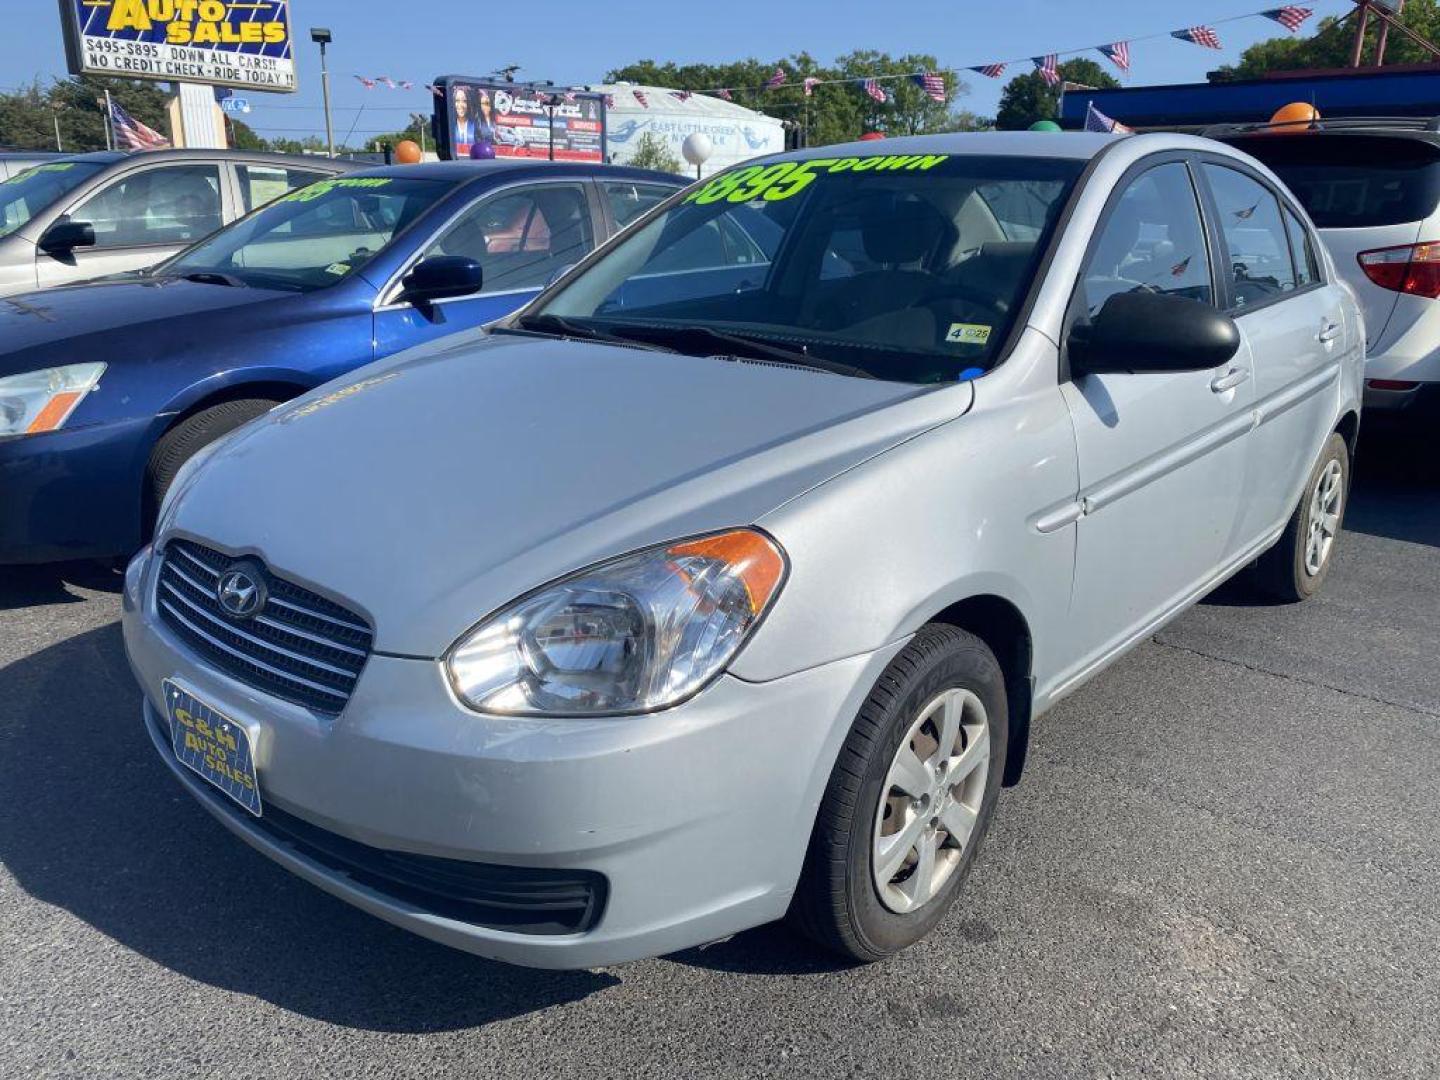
[1,0,1356,142]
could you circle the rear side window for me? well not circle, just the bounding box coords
[1203,164,1297,306]
[1232,135,1440,228]
[1283,206,1319,287]
[237,164,331,212]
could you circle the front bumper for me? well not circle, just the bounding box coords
[0,416,152,563]
[122,548,904,969]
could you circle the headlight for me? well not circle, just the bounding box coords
[447,529,787,716]
[0,363,107,437]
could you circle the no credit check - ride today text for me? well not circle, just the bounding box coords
[79,39,295,89]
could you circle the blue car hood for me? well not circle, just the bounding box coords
[0,279,285,372]
[167,332,972,657]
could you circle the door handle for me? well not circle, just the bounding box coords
[1209,367,1250,393]
[1318,321,1341,344]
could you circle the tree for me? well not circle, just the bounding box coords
[1216,1,1440,78]
[626,130,682,173]
[0,75,170,152]
[995,59,1119,130]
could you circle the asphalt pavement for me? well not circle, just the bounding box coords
[2,419,1437,1080]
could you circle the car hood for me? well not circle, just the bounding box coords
[167,332,970,657]
[0,278,283,371]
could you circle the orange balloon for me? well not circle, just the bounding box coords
[394,139,423,164]
[1268,102,1320,132]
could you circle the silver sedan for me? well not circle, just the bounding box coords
[122,131,1364,968]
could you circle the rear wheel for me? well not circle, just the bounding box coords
[1253,431,1349,602]
[789,624,1007,962]
[143,398,281,539]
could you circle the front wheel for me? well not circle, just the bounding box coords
[1253,431,1349,602]
[789,624,1008,962]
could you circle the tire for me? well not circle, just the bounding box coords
[789,624,1008,962]
[143,398,280,538]
[1252,431,1349,603]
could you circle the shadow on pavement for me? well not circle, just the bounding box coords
[0,561,122,611]
[1346,416,1440,549]
[0,624,616,1032]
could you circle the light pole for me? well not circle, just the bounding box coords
[310,27,335,157]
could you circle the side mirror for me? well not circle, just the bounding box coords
[1068,292,1240,376]
[400,255,483,305]
[39,219,97,254]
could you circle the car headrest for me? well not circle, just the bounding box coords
[862,196,949,266]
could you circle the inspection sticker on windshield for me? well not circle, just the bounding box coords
[324,262,349,275]
[946,323,992,345]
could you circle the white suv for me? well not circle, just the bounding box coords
[1221,118,1440,411]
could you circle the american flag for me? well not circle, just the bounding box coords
[803,76,820,97]
[1098,41,1131,73]
[1033,55,1060,87]
[108,99,169,150]
[633,89,649,107]
[1172,26,1222,50]
[603,94,616,108]
[714,88,733,100]
[426,84,444,97]
[1170,256,1192,277]
[863,78,888,103]
[766,67,787,89]
[914,72,946,102]
[1263,6,1313,32]
[377,76,396,89]
[1084,101,1132,133]
[398,80,414,91]
[354,75,376,89]
[670,90,692,101]
[970,63,1007,79]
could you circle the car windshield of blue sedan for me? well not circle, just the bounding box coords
[0,161,106,238]
[156,176,451,292]
[531,153,1083,382]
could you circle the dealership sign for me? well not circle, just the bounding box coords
[59,0,297,92]
[432,76,606,163]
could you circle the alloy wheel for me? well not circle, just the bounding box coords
[871,687,990,914]
[1304,458,1343,577]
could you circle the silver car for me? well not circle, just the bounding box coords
[122,132,1364,969]
[0,149,352,297]
[1219,118,1440,411]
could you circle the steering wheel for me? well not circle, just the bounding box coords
[908,280,1011,319]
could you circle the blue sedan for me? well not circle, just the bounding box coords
[0,161,685,563]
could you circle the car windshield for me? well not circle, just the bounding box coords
[0,160,106,238]
[529,151,1083,382]
[156,175,452,292]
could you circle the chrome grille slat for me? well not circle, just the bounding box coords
[159,580,361,681]
[158,599,351,704]
[265,594,371,636]
[156,539,373,714]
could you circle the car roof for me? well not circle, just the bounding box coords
[780,130,1130,163]
[15,148,358,170]
[341,160,688,187]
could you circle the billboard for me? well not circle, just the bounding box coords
[59,0,296,93]
[433,77,606,162]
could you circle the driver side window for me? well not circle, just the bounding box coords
[422,182,595,295]
[1082,162,1213,317]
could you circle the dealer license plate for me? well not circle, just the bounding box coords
[163,679,262,817]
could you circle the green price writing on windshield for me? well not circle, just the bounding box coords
[4,163,77,183]
[279,177,394,203]
[684,153,950,205]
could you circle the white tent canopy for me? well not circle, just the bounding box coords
[588,83,786,177]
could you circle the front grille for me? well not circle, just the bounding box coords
[156,538,373,714]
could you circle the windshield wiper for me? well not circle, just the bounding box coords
[178,271,247,288]
[507,312,675,351]
[608,323,878,380]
